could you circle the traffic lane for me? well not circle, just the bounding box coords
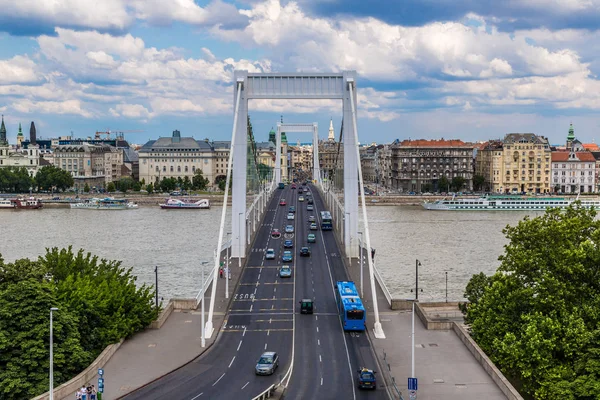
[284,315,321,400]
[348,334,388,399]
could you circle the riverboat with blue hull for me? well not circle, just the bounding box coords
[70,197,138,210]
[160,198,210,209]
[423,195,600,211]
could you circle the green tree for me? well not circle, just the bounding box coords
[192,170,209,190]
[132,181,142,191]
[257,163,272,181]
[450,176,466,192]
[106,182,116,192]
[437,175,450,192]
[35,165,73,192]
[182,176,192,191]
[159,177,177,192]
[464,205,600,399]
[84,183,90,193]
[473,174,486,191]
[146,182,154,194]
[215,175,227,191]
[117,177,134,192]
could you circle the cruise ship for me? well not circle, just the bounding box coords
[70,197,138,210]
[423,195,600,211]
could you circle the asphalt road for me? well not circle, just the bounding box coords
[283,184,388,400]
[123,188,295,400]
[123,184,388,400]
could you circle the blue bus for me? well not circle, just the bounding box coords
[320,211,333,230]
[335,281,366,331]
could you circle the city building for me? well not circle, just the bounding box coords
[138,130,215,186]
[212,140,231,183]
[390,139,475,193]
[474,140,503,192]
[359,145,377,183]
[53,143,123,191]
[318,119,342,181]
[0,118,41,177]
[551,124,596,193]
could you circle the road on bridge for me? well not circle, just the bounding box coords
[122,183,388,400]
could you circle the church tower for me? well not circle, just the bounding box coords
[0,115,7,146]
[16,123,24,148]
[566,123,575,149]
[328,118,335,141]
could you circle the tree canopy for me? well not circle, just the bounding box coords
[0,167,34,193]
[0,248,157,399]
[462,205,600,399]
[35,165,74,192]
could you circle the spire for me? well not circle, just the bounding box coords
[567,123,575,140]
[30,121,37,145]
[0,115,7,146]
[17,123,23,136]
[328,118,335,141]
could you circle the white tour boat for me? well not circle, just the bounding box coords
[0,199,15,208]
[160,198,210,209]
[70,197,138,210]
[423,194,600,211]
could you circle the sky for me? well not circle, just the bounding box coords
[1,0,600,147]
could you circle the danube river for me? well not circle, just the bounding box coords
[0,205,542,302]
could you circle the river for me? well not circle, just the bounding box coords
[0,205,541,302]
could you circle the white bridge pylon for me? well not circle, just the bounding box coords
[275,122,321,185]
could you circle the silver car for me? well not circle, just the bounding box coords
[255,351,279,375]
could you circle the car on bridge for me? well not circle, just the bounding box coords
[291,184,297,189]
[265,248,275,260]
[300,298,314,314]
[310,223,318,230]
[271,229,281,239]
[279,199,286,206]
[357,368,377,389]
[282,250,293,262]
[307,197,313,204]
[308,215,316,222]
[307,204,314,211]
[307,233,316,243]
[300,247,310,257]
[285,225,294,233]
[279,265,292,278]
[255,351,279,375]
[287,213,295,220]
[288,206,296,213]
[299,196,304,202]
[284,239,294,248]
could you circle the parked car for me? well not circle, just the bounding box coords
[282,250,293,262]
[307,233,316,243]
[284,239,294,248]
[279,265,292,278]
[300,247,310,257]
[255,352,279,375]
[265,248,275,260]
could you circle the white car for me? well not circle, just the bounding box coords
[287,213,295,220]
[265,248,275,260]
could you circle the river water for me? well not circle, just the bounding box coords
[0,205,541,302]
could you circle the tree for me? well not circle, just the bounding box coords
[421,183,432,193]
[84,183,90,193]
[132,181,142,192]
[159,177,177,193]
[35,165,73,192]
[473,174,486,191]
[437,175,450,192]
[215,175,227,191]
[192,170,209,191]
[106,182,116,192]
[0,167,34,193]
[451,176,466,192]
[146,182,154,194]
[182,176,192,191]
[117,177,135,192]
[257,163,272,181]
[463,205,600,399]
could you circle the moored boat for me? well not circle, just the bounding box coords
[423,194,600,211]
[70,197,138,210]
[160,198,210,209]
[14,196,43,209]
[0,199,15,208]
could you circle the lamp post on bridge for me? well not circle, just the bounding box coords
[226,232,231,299]
[358,231,363,297]
[49,307,59,400]
[238,212,243,268]
[201,261,208,348]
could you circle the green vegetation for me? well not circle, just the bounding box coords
[0,166,34,192]
[35,165,74,192]
[462,205,600,399]
[473,174,486,191]
[192,170,209,190]
[0,247,158,399]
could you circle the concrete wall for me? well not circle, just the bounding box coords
[172,298,198,310]
[149,300,174,329]
[453,322,524,400]
[32,339,124,400]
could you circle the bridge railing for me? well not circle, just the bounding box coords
[251,384,275,400]
[358,239,393,307]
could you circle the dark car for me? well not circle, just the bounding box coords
[307,198,313,204]
[255,351,279,375]
[288,206,296,213]
[357,368,377,389]
[284,239,294,248]
[300,247,310,257]
[282,250,293,262]
[300,298,314,314]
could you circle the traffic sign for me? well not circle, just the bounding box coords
[409,390,417,400]
[408,377,418,391]
[98,368,103,376]
[98,378,104,385]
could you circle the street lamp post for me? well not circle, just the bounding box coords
[154,266,159,310]
[358,231,363,297]
[415,259,421,301]
[226,232,231,299]
[49,307,59,400]
[201,261,207,348]
[238,212,243,268]
[445,271,448,303]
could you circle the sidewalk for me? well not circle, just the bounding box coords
[345,251,507,400]
[60,249,242,400]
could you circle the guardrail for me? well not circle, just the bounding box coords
[251,384,275,400]
[358,241,393,307]
[381,351,404,400]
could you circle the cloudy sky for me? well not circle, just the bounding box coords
[1,0,600,146]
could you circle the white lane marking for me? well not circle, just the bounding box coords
[272,295,276,300]
[190,392,204,400]
[321,377,323,386]
[316,327,319,333]
[269,318,272,323]
[243,327,247,336]
[254,288,257,295]
[267,330,270,336]
[242,382,250,390]
[237,340,243,351]
[250,304,253,312]
[229,356,236,368]
[318,339,320,346]
[256,282,259,288]
[319,354,322,363]
[264,342,268,349]
[274,287,277,292]
[212,373,225,386]
[315,316,318,320]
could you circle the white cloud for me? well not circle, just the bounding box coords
[12,99,93,117]
[109,104,151,118]
[0,55,39,84]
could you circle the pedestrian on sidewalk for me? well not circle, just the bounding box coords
[219,266,224,278]
[76,389,82,400]
[80,386,88,400]
[90,385,97,400]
